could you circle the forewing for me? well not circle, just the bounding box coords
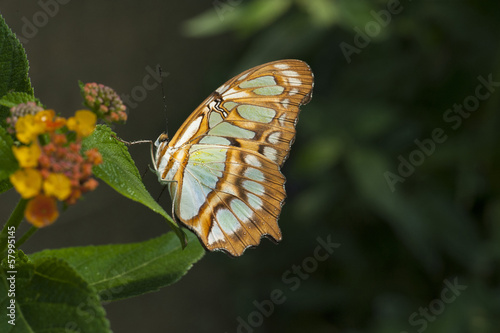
[206,59,313,166]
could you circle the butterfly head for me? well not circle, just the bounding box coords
[154,132,169,147]
[153,132,177,182]
[154,132,170,168]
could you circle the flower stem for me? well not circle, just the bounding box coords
[0,198,28,258]
[16,226,38,249]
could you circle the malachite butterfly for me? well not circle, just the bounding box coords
[153,59,314,256]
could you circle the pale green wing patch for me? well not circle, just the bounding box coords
[253,85,285,96]
[208,122,255,139]
[238,75,276,89]
[237,104,276,123]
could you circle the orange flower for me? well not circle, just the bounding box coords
[35,109,66,131]
[25,194,59,227]
[82,178,99,192]
[85,148,103,165]
[65,189,81,205]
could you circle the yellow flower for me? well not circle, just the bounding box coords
[43,173,72,200]
[15,114,46,144]
[67,110,97,137]
[9,168,42,198]
[25,194,59,228]
[12,143,41,168]
[34,109,55,123]
[35,109,66,131]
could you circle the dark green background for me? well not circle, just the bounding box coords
[2,1,500,332]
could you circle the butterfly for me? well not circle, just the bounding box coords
[153,59,314,256]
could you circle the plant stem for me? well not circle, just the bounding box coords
[0,198,28,258]
[16,226,37,249]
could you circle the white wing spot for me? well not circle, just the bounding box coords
[288,77,302,87]
[208,223,225,245]
[274,63,290,70]
[268,131,281,144]
[244,154,262,168]
[281,98,290,109]
[216,84,230,94]
[156,147,178,182]
[238,72,250,81]
[174,116,202,148]
[244,167,265,182]
[278,113,287,127]
[289,88,299,95]
[283,70,299,77]
[243,180,265,195]
[263,146,278,162]
[223,88,251,99]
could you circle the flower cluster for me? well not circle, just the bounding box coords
[5,101,43,135]
[8,107,102,227]
[81,82,127,123]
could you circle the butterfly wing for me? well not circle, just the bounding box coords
[155,59,313,256]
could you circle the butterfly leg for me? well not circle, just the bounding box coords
[166,180,180,228]
[157,178,181,229]
[111,134,152,146]
[111,135,156,170]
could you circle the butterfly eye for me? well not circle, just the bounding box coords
[154,133,169,147]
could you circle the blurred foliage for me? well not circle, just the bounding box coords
[185,0,500,332]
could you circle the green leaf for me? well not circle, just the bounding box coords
[235,0,292,35]
[81,125,186,245]
[183,3,242,37]
[183,0,291,37]
[0,92,38,109]
[29,230,205,301]
[0,126,17,183]
[296,0,340,27]
[0,251,110,332]
[0,14,33,124]
[0,179,12,194]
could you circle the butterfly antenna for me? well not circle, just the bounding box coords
[158,65,169,137]
[156,185,168,203]
[141,167,150,180]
